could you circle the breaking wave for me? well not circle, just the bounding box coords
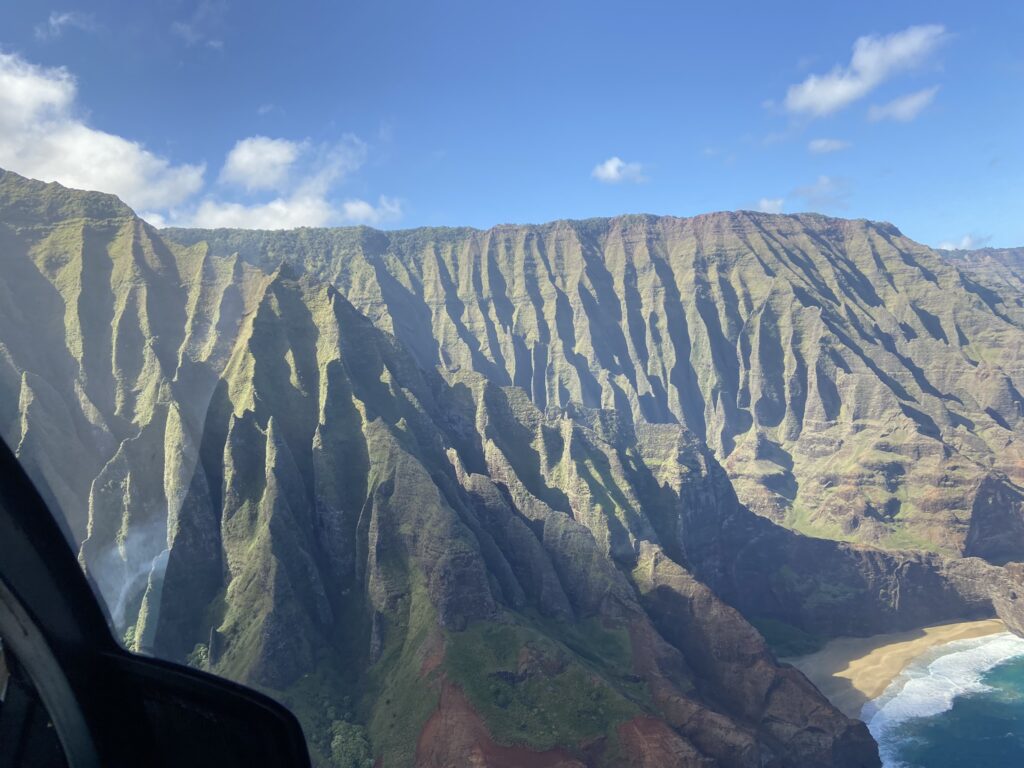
[865,631,1024,766]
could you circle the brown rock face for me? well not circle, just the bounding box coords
[965,475,1024,564]
[633,545,878,768]
[616,718,714,767]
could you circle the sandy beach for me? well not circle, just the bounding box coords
[786,619,1007,719]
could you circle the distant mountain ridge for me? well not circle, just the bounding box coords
[4,168,1024,767]
[165,209,1024,559]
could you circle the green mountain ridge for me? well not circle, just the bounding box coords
[164,209,1024,559]
[3,168,1024,767]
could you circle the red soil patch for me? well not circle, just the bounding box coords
[419,629,446,677]
[414,680,586,768]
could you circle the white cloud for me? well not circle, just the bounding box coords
[139,211,168,228]
[937,233,991,250]
[808,138,851,154]
[188,195,337,229]
[220,136,304,191]
[0,52,75,121]
[179,135,395,229]
[186,194,401,229]
[757,198,785,214]
[298,137,369,194]
[0,51,402,230]
[591,156,646,184]
[0,51,205,209]
[171,0,227,50]
[792,175,850,209]
[340,196,402,225]
[35,11,98,40]
[868,86,940,122]
[785,25,946,116]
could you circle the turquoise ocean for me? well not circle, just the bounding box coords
[864,632,1024,767]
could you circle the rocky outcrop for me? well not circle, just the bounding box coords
[964,475,1024,564]
[632,544,878,767]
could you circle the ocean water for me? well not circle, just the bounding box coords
[865,632,1024,767]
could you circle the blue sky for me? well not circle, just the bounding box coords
[1,1,1021,247]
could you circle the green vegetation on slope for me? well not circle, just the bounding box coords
[750,617,826,657]
[444,617,642,752]
[166,211,1024,558]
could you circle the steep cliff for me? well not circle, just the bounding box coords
[165,216,1024,558]
[4,169,1024,766]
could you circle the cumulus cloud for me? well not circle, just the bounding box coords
[785,25,946,116]
[937,233,991,250]
[180,135,397,229]
[757,198,785,214]
[139,211,168,228]
[188,194,400,229]
[0,51,205,209]
[792,175,850,209]
[868,86,940,122]
[0,51,403,230]
[808,138,851,154]
[188,195,338,229]
[35,11,98,40]
[340,196,403,225]
[591,156,646,183]
[220,136,305,191]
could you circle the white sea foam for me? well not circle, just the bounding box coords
[865,631,1024,766]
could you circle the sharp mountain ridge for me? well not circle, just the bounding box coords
[3,169,1024,767]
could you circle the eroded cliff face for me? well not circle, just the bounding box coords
[165,214,1024,559]
[3,168,1024,767]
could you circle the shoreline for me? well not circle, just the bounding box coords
[785,619,1007,719]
